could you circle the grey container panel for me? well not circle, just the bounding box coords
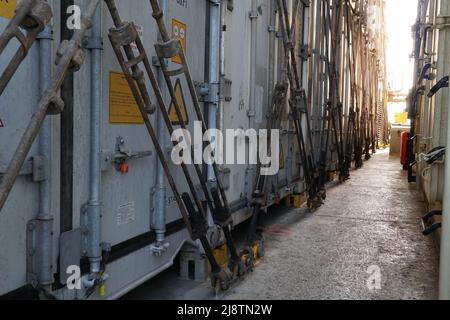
[0,2,61,294]
[0,39,40,164]
[221,0,304,203]
[0,16,40,295]
[74,0,210,246]
[222,0,253,203]
[168,0,207,82]
[0,180,39,295]
[73,0,160,246]
[69,0,209,296]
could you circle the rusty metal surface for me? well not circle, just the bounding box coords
[224,150,439,300]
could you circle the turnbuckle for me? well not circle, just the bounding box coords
[56,40,86,72]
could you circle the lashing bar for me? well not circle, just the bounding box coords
[105,0,237,291]
[0,0,53,96]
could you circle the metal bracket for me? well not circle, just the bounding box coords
[26,217,54,288]
[0,156,47,182]
[194,81,221,104]
[0,159,32,177]
[150,241,170,256]
[194,81,210,100]
[209,82,220,104]
[435,16,450,30]
[32,155,48,182]
[221,78,232,102]
[83,35,104,50]
[103,136,153,172]
[37,25,54,40]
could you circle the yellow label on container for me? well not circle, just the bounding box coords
[109,71,144,124]
[171,19,187,65]
[394,112,408,125]
[0,0,16,19]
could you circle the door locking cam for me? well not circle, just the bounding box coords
[109,136,152,173]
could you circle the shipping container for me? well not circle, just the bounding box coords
[0,0,387,299]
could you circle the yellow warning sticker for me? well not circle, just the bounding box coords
[109,72,144,124]
[0,0,16,19]
[168,78,189,126]
[394,112,408,125]
[171,19,187,65]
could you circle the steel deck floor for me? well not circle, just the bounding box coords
[224,149,439,300]
[124,149,439,300]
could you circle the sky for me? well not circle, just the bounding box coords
[385,0,418,93]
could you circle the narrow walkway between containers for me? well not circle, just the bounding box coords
[124,150,439,300]
[224,149,439,300]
